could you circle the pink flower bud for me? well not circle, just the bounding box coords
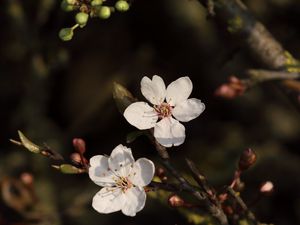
[155,167,167,181]
[71,152,88,166]
[223,205,234,215]
[70,153,82,164]
[73,138,86,154]
[260,181,274,195]
[168,194,185,207]
[215,76,247,99]
[20,172,34,186]
[238,148,257,171]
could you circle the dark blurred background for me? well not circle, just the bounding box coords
[1,0,300,224]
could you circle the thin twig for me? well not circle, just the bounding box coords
[247,69,300,82]
[185,158,213,196]
[149,181,183,192]
[161,158,228,225]
[227,187,258,224]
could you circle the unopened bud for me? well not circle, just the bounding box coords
[238,148,257,171]
[168,194,185,207]
[260,181,274,195]
[98,6,111,19]
[115,0,129,12]
[70,152,88,165]
[52,164,85,174]
[215,76,247,99]
[61,0,76,11]
[156,167,165,177]
[70,152,82,164]
[66,0,76,5]
[91,0,102,6]
[73,138,86,154]
[156,167,167,181]
[75,12,89,27]
[20,173,34,186]
[59,28,74,41]
[223,205,234,215]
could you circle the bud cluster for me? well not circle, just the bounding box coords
[59,0,130,41]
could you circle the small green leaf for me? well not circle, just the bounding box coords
[113,82,136,113]
[17,130,41,154]
[52,164,83,174]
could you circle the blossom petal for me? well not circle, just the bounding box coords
[121,187,146,217]
[108,144,135,177]
[89,155,115,187]
[124,102,158,130]
[170,118,186,146]
[154,118,186,147]
[141,75,166,105]
[130,158,155,187]
[166,77,193,106]
[92,187,124,214]
[172,98,205,122]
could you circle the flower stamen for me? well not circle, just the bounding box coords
[154,103,172,119]
[115,176,132,193]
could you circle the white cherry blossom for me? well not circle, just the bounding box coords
[124,75,205,147]
[89,144,155,217]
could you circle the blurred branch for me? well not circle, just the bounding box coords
[198,0,286,69]
[246,69,300,83]
[198,0,300,107]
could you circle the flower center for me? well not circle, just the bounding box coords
[154,103,172,119]
[115,176,132,192]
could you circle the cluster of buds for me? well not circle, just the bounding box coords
[53,138,89,174]
[10,131,88,174]
[70,138,89,167]
[59,0,130,41]
[215,76,247,99]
